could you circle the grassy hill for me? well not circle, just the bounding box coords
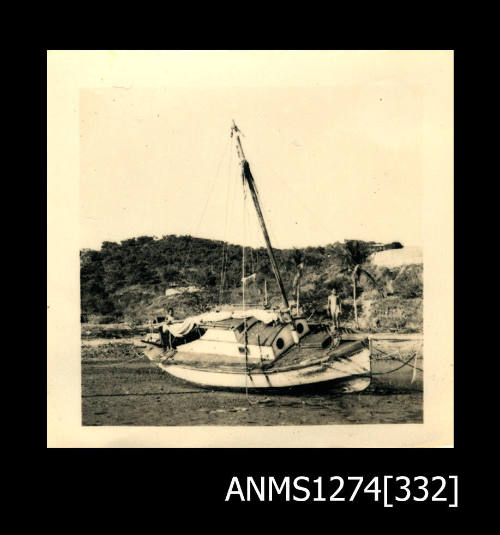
[81,235,422,332]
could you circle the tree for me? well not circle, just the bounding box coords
[393,265,423,298]
[335,240,381,327]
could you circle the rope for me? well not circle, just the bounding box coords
[370,352,422,375]
[371,343,423,372]
[241,180,259,406]
[181,135,231,276]
[218,136,235,303]
[242,182,250,402]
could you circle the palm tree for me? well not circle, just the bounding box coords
[335,241,381,327]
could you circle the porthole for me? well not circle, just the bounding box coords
[296,322,304,334]
[276,338,285,350]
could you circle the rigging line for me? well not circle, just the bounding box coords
[250,243,255,274]
[242,179,249,401]
[237,162,283,305]
[253,193,288,305]
[246,195,258,274]
[370,353,422,375]
[372,342,423,358]
[245,193,260,299]
[224,139,237,286]
[219,136,234,303]
[219,247,227,304]
[182,135,231,274]
[249,173,281,253]
[196,135,231,234]
[242,180,258,406]
[220,142,240,302]
[244,189,252,274]
[219,239,229,303]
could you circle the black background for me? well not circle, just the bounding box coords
[40,37,468,520]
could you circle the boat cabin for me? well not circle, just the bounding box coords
[143,315,312,363]
[179,316,310,362]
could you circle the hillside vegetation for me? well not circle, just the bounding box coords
[81,236,422,332]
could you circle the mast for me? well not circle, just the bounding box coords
[231,121,291,313]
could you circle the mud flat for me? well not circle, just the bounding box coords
[81,340,423,427]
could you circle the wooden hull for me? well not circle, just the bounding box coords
[136,339,371,393]
[160,358,371,393]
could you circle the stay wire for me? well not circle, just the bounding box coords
[182,135,231,276]
[242,180,259,406]
[219,136,234,303]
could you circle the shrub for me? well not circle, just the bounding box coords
[357,296,422,332]
[80,236,423,326]
[393,265,423,299]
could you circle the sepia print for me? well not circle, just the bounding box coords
[48,51,453,446]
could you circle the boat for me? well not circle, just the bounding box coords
[134,121,372,393]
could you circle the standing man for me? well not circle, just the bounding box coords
[328,288,342,331]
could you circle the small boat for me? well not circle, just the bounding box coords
[135,122,372,393]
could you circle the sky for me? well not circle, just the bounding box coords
[80,51,425,251]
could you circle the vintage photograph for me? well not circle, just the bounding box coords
[48,50,453,445]
[80,82,424,425]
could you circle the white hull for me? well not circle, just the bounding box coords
[155,348,371,392]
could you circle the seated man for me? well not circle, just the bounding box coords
[159,308,176,349]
